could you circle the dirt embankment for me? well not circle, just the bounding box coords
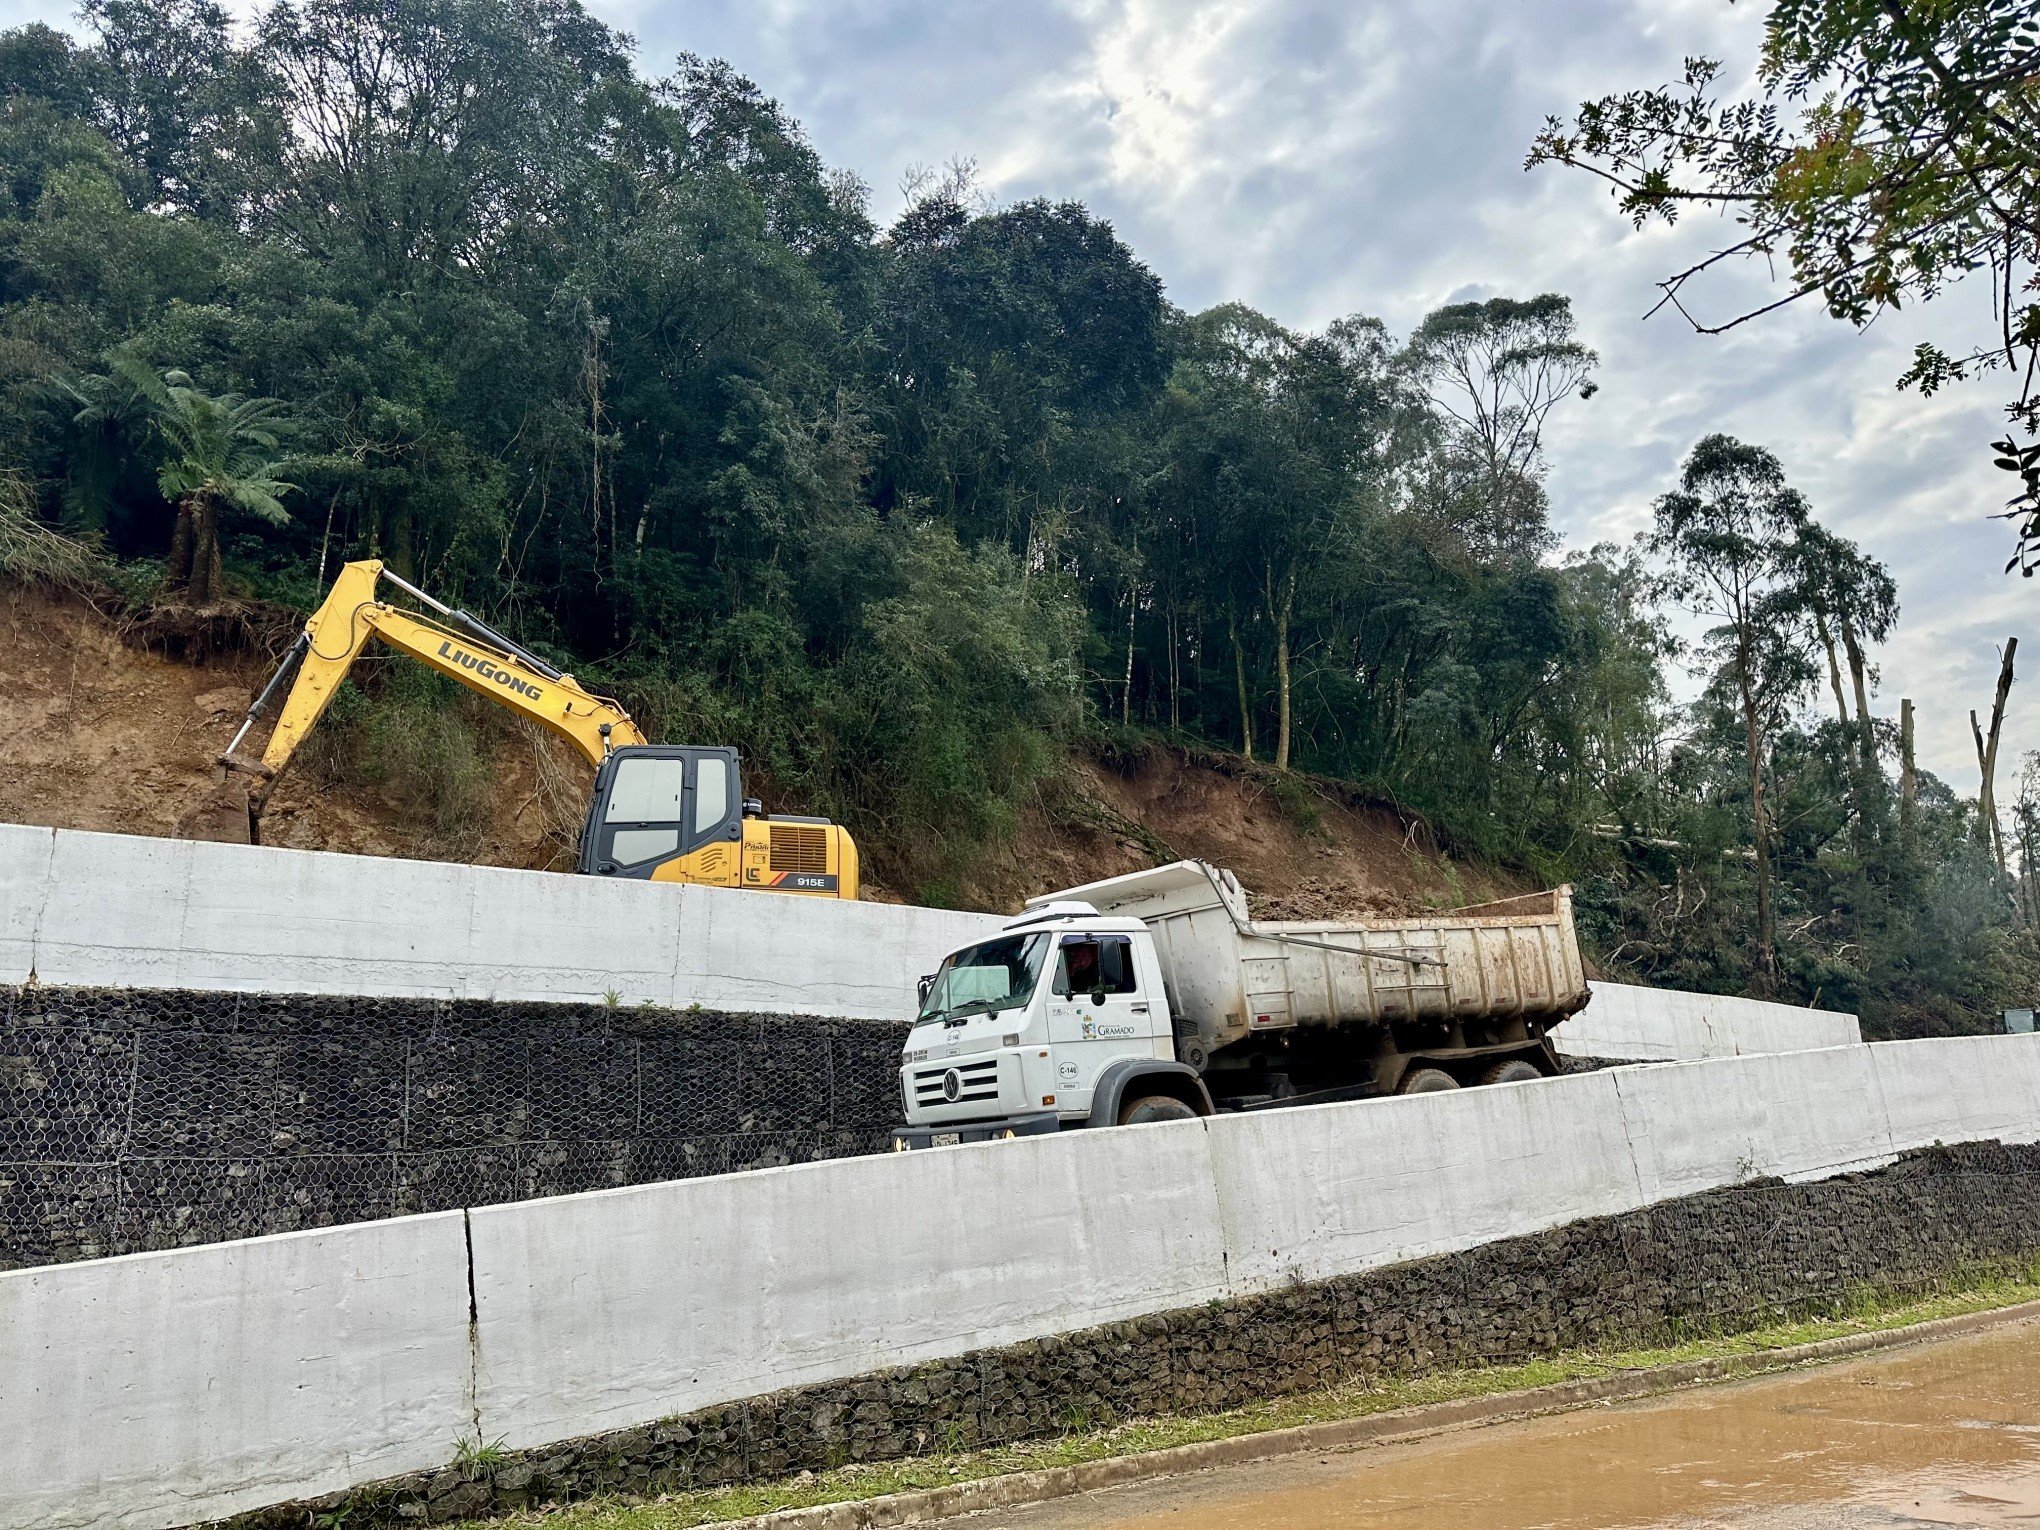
[0,583,1521,915]
[0,583,562,868]
[959,746,1524,916]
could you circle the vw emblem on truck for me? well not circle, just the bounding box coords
[942,1068,962,1102]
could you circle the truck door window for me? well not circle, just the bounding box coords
[601,756,683,866]
[1054,935,1137,997]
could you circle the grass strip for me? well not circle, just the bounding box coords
[465,1269,2040,1530]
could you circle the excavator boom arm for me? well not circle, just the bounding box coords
[227,560,645,795]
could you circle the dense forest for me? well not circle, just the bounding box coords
[0,0,2032,1036]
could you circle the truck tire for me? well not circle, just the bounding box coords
[1119,1095,1199,1126]
[1479,1059,1544,1086]
[1398,1067,1460,1094]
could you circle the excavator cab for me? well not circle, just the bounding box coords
[578,746,859,897]
[578,746,741,883]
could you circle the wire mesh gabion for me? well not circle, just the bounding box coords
[0,986,911,1269]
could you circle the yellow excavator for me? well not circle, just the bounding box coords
[203,559,859,897]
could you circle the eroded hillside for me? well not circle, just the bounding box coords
[0,583,1517,914]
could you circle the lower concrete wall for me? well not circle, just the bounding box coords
[1558,980,1861,1060]
[0,1213,473,1530]
[9,1032,2038,1530]
[235,1140,2040,1526]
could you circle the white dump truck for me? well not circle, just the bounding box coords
[893,860,1591,1147]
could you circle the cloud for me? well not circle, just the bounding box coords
[9,0,2031,787]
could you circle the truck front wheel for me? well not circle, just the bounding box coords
[1479,1060,1544,1086]
[1398,1067,1460,1095]
[1119,1095,1199,1126]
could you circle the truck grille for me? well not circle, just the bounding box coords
[769,824,829,874]
[913,1057,1001,1107]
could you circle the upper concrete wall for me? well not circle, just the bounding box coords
[1,822,1857,1057]
[1557,980,1861,1061]
[0,823,996,1020]
[15,1030,2037,1529]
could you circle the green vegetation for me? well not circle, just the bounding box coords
[1531,0,2040,575]
[458,1266,2040,1530]
[0,0,2031,1027]
[454,1437,512,1477]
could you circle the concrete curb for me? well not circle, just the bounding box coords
[716,1299,2040,1529]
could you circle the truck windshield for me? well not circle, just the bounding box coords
[919,932,1050,1024]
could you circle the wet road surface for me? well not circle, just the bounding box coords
[934,1316,2040,1528]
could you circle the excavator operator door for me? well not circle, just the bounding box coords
[577,746,744,887]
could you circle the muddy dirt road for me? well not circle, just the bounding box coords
[937,1317,2040,1529]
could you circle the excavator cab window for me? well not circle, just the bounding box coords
[579,746,742,877]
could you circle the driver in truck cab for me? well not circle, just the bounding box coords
[1059,939,1100,997]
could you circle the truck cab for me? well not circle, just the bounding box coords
[891,903,1211,1148]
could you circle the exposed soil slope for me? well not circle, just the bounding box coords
[963,747,1524,916]
[0,583,561,868]
[0,583,1522,914]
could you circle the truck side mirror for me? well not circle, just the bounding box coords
[917,975,934,1006]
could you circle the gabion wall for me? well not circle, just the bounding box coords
[0,986,908,1269]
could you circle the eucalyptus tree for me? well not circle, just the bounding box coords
[1646,435,1817,991]
[1401,294,1596,563]
[1783,520,1899,838]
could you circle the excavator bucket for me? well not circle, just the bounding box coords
[175,770,258,845]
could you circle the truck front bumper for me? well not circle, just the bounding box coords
[891,1112,1061,1150]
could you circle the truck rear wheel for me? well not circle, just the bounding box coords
[1398,1067,1460,1095]
[1479,1060,1544,1086]
[1119,1095,1199,1126]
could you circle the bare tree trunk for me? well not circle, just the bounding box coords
[1737,641,1779,995]
[1121,578,1136,726]
[1899,698,1918,848]
[1840,621,1876,766]
[1815,608,1851,730]
[1167,595,1180,735]
[316,489,341,589]
[584,314,607,584]
[1971,637,2018,876]
[1270,568,1295,771]
[1228,606,1253,762]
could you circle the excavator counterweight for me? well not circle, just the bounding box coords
[185,560,860,898]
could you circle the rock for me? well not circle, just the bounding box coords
[193,686,253,718]
[427,1481,492,1523]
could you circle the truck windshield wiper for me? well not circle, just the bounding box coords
[929,998,1008,1027]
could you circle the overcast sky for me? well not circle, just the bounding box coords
[6,0,2031,788]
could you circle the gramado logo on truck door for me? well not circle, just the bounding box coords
[436,640,544,700]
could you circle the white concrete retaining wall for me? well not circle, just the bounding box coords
[0,823,1858,1055]
[1558,980,1861,1060]
[0,823,997,1020]
[13,1032,2040,1530]
[0,1214,473,1530]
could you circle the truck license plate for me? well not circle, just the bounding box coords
[931,1131,961,1147]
